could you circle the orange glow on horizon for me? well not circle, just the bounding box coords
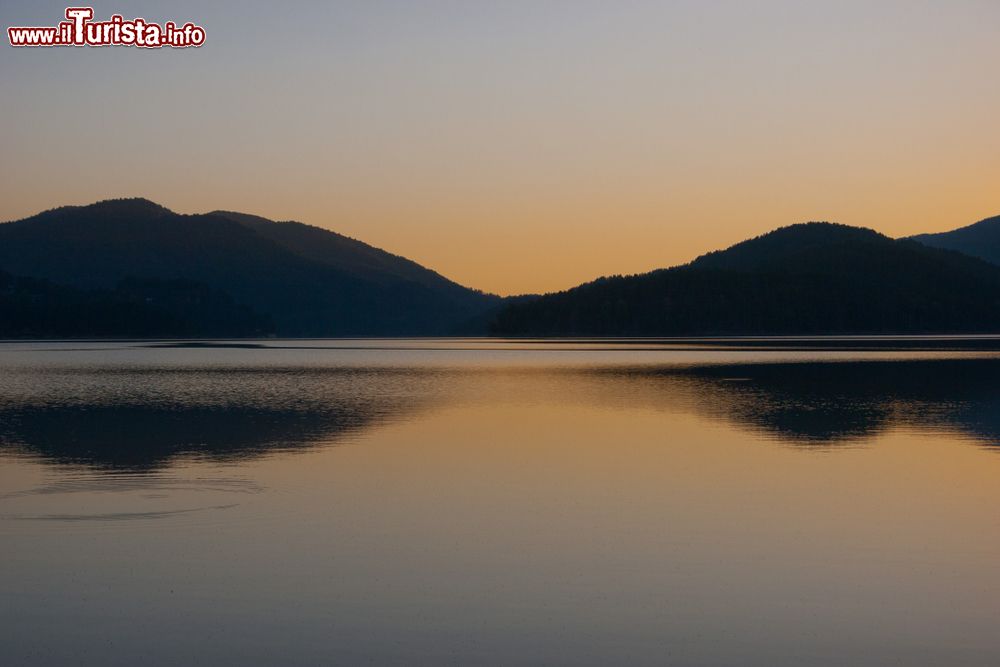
[2,1,998,295]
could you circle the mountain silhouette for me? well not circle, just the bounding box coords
[690,222,886,271]
[210,210,469,291]
[8,202,1000,339]
[910,214,1000,266]
[491,222,1000,335]
[0,199,498,337]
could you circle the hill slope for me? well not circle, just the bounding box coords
[210,210,468,293]
[0,199,498,337]
[491,222,1000,336]
[910,214,1000,266]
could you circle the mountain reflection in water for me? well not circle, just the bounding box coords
[600,358,1000,447]
[1,355,999,470]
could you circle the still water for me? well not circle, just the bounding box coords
[2,339,1000,666]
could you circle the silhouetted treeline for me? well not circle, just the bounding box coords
[910,214,1000,267]
[7,199,1000,338]
[0,198,499,337]
[491,223,1000,335]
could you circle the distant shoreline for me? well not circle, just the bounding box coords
[6,335,1000,353]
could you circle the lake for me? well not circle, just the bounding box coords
[2,338,1000,666]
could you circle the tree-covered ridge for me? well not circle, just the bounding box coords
[910,214,1000,267]
[491,223,1000,336]
[0,198,499,337]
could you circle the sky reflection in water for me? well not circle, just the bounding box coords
[2,340,999,666]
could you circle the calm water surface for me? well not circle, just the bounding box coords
[2,338,1000,666]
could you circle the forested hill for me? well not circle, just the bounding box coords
[6,200,1000,339]
[490,222,1000,336]
[0,198,499,337]
[909,215,1000,267]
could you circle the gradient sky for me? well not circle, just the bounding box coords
[2,0,999,295]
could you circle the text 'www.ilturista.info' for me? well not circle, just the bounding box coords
[8,7,205,48]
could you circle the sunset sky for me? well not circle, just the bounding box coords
[2,0,998,295]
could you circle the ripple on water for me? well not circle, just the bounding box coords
[0,468,263,527]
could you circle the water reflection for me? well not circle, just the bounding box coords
[606,357,1000,447]
[2,356,1000,470]
[4,345,1000,666]
[0,367,437,470]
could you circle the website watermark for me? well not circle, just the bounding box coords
[8,7,205,48]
